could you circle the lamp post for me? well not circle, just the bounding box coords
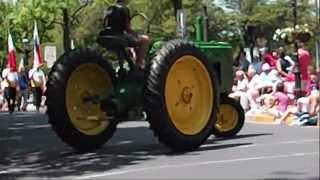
[22,38,31,67]
[292,0,303,99]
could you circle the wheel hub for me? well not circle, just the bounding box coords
[216,104,239,132]
[181,87,193,104]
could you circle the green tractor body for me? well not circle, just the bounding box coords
[46,6,244,153]
[194,42,233,94]
[111,10,234,115]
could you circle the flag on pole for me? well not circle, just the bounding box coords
[33,21,44,69]
[7,31,17,72]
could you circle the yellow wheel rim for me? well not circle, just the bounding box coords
[216,104,239,132]
[66,63,113,136]
[165,55,214,135]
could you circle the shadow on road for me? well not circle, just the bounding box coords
[206,133,274,144]
[0,112,269,178]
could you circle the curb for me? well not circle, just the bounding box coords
[245,114,320,128]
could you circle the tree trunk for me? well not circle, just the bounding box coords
[62,8,71,53]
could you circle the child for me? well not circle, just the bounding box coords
[276,75,319,126]
[261,83,289,119]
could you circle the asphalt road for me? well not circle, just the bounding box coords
[0,112,319,179]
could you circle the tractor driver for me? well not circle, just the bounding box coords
[105,0,151,72]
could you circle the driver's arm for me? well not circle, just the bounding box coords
[124,7,134,34]
[125,17,134,34]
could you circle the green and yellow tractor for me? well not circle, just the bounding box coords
[46,7,245,153]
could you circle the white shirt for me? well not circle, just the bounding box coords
[284,55,295,72]
[2,68,10,79]
[7,71,18,83]
[248,75,261,90]
[29,68,46,87]
[235,78,248,92]
[2,68,18,87]
[1,80,7,90]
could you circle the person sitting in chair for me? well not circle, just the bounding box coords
[104,0,151,72]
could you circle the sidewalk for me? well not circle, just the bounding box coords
[246,112,320,127]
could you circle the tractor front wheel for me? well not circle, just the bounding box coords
[213,96,245,138]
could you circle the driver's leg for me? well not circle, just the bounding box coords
[135,34,151,69]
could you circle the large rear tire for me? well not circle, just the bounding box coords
[46,49,117,152]
[145,40,219,152]
[213,96,245,138]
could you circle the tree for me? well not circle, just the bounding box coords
[0,1,17,69]
[220,0,317,48]
[5,0,92,54]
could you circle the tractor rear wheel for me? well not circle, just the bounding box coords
[145,40,219,152]
[213,96,245,138]
[46,49,117,153]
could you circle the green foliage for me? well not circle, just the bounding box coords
[0,0,318,64]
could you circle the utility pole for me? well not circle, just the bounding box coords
[292,0,303,99]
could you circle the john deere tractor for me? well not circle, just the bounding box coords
[46,7,244,153]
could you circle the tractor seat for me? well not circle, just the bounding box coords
[97,28,136,52]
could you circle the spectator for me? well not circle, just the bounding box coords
[276,48,295,77]
[298,42,312,90]
[229,70,249,111]
[271,83,290,118]
[305,74,318,95]
[276,77,319,126]
[234,50,250,72]
[262,48,277,68]
[246,68,263,113]
[29,67,46,112]
[259,63,275,94]
[291,93,319,126]
[269,69,282,90]
[17,68,29,112]
[248,49,263,75]
[258,82,290,118]
[284,73,296,103]
[281,47,295,71]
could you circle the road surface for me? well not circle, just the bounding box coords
[0,112,319,179]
